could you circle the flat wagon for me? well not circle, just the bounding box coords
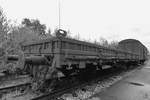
[20,30,143,77]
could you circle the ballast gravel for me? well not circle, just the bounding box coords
[0,67,139,100]
[59,69,138,100]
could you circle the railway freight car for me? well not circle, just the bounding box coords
[118,39,148,64]
[19,30,143,77]
[5,29,148,91]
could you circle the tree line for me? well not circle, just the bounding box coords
[0,7,118,56]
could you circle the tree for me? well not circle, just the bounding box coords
[0,7,9,46]
[74,33,81,40]
[45,28,52,38]
[108,41,118,49]
[0,7,10,70]
[7,26,40,54]
[9,26,39,43]
[99,37,109,47]
[22,18,46,35]
[21,18,31,27]
[47,28,51,34]
[94,39,99,45]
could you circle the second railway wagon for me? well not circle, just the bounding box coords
[118,39,148,63]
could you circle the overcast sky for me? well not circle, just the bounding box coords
[0,0,150,50]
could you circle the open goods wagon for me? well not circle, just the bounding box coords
[20,30,144,77]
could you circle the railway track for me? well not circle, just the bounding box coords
[31,67,129,100]
[0,82,31,93]
[0,66,140,100]
[0,75,31,99]
[0,74,29,84]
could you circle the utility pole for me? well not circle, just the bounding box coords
[58,0,61,29]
